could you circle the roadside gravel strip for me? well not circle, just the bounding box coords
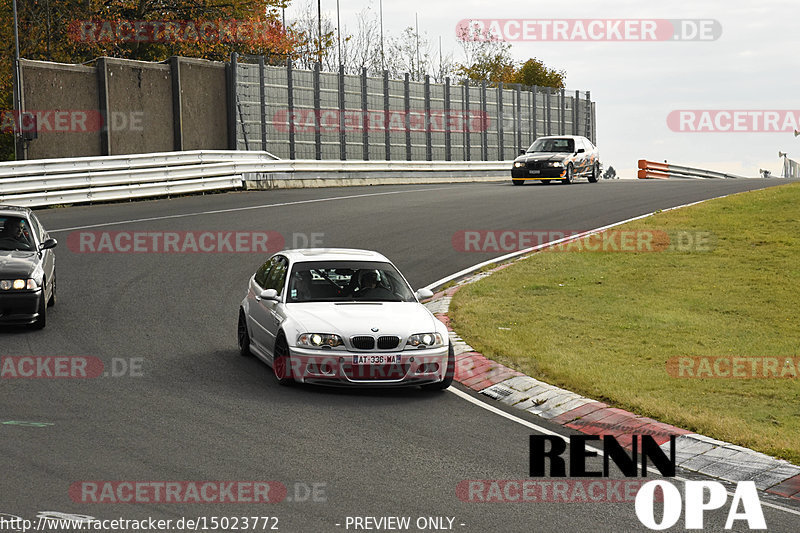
[422,205,800,502]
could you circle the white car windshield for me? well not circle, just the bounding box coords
[527,138,575,153]
[287,260,416,303]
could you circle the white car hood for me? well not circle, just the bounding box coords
[287,301,438,338]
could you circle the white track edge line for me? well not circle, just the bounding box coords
[448,388,800,517]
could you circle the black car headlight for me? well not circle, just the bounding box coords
[513,161,526,168]
[546,161,564,168]
[0,279,39,290]
[406,333,445,349]
[297,333,344,348]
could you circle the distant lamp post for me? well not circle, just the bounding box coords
[317,0,323,63]
[336,0,342,67]
[12,0,23,159]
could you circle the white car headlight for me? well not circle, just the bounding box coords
[513,162,525,168]
[297,333,344,348]
[547,161,564,168]
[406,333,444,349]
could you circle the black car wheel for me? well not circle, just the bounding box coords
[47,272,56,307]
[588,163,599,183]
[562,164,573,184]
[421,344,455,391]
[512,179,525,186]
[272,334,294,386]
[237,309,251,357]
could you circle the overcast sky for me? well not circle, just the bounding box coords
[285,0,800,177]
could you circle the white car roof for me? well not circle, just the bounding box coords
[280,248,391,264]
[535,135,588,140]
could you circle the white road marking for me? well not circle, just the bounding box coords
[49,186,459,233]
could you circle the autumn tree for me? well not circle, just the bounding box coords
[0,0,299,159]
[455,21,566,88]
[512,58,565,89]
[455,23,516,86]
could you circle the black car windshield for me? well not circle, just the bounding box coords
[287,260,416,303]
[0,216,35,251]
[527,138,575,153]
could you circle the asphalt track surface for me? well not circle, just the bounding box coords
[2,179,799,532]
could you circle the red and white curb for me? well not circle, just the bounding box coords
[424,255,800,502]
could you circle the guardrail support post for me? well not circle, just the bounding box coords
[169,56,183,152]
[585,90,592,141]
[338,65,346,160]
[573,90,579,136]
[463,81,471,161]
[259,56,268,152]
[383,70,390,160]
[444,77,452,161]
[404,73,411,161]
[425,74,432,161]
[287,58,295,160]
[545,87,551,136]
[515,84,522,155]
[497,83,504,161]
[532,85,538,142]
[361,67,369,161]
[97,57,112,156]
[480,81,488,161]
[314,62,322,160]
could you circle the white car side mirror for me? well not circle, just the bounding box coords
[415,288,434,300]
[259,288,279,301]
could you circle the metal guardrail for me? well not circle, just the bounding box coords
[637,160,754,180]
[0,151,509,207]
[0,150,276,207]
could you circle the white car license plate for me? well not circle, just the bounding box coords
[353,354,400,365]
[529,170,540,175]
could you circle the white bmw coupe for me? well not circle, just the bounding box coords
[238,249,454,389]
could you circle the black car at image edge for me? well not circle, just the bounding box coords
[0,205,58,329]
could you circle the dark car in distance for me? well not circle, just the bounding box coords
[0,205,57,329]
[511,135,600,185]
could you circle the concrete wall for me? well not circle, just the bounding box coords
[106,58,173,155]
[179,58,228,151]
[19,56,230,160]
[21,61,102,160]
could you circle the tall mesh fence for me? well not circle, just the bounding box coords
[234,55,596,161]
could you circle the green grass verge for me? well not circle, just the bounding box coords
[449,183,800,464]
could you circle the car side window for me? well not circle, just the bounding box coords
[28,215,43,244]
[265,257,288,295]
[31,214,46,240]
[254,259,274,288]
